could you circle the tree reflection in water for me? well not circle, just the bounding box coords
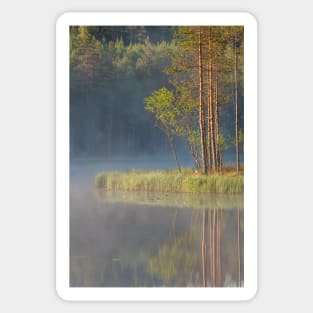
[71,190,244,287]
[148,207,243,287]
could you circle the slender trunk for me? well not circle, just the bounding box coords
[234,34,240,173]
[166,133,181,173]
[214,70,221,173]
[187,127,201,171]
[188,141,201,171]
[206,62,212,170]
[198,27,208,174]
[208,28,216,171]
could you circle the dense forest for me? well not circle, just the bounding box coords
[70,26,243,172]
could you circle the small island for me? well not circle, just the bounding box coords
[95,167,243,194]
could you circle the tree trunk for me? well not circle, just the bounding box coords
[188,140,201,171]
[198,27,208,174]
[234,34,240,173]
[207,27,217,171]
[186,126,201,171]
[214,74,222,173]
[167,133,181,173]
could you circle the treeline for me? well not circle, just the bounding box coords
[70,26,176,157]
[70,26,243,163]
[145,26,244,174]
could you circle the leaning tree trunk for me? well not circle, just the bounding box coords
[166,132,181,173]
[188,139,201,171]
[186,125,201,171]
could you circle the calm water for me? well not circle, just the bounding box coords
[70,159,244,287]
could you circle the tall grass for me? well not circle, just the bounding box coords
[95,168,243,194]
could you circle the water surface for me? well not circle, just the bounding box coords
[70,159,244,287]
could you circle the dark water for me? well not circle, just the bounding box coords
[70,159,244,287]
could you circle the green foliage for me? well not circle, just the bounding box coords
[70,27,176,89]
[144,85,202,169]
[70,26,107,89]
[144,87,177,133]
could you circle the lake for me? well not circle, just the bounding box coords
[70,159,244,287]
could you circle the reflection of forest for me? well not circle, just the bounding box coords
[147,207,244,287]
[70,196,243,287]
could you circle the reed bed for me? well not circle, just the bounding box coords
[95,168,243,194]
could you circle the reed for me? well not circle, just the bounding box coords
[95,168,243,194]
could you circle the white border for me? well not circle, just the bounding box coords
[56,12,258,301]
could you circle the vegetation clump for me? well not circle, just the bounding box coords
[95,168,243,194]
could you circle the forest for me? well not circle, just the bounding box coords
[70,26,244,174]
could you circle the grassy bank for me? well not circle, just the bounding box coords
[95,168,243,194]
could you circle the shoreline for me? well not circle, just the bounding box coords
[95,168,244,194]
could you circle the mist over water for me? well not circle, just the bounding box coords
[70,157,184,186]
[70,157,244,287]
